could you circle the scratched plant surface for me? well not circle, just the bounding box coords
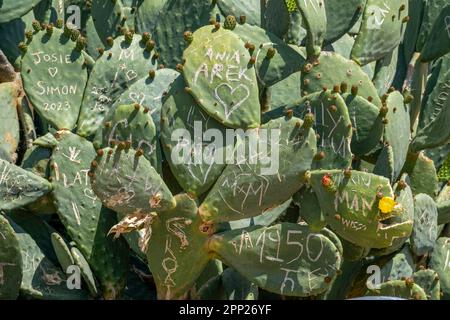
[0,0,449,301]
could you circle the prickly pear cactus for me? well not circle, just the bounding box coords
[182,25,260,129]
[20,25,88,130]
[208,223,342,296]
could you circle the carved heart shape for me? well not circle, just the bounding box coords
[129,92,145,105]
[214,83,250,119]
[48,67,58,77]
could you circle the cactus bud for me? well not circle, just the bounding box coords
[141,32,151,44]
[46,24,54,36]
[333,84,340,93]
[135,149,144,157]
[25,30,33,40]
[18,42,27,53]
[315,152,325,161]
[266,48,276,59]
[71,29,80,41]
[98,47,105,55]
[224,15,237,30]
[96,149,104,157]
[351,85,358,96]
[183,31,193,43]
[303,113,315,129]
[134,103,140,111]
[32,20,41,32]
[340,82,348,93]
[106,36,114,47]
[303,63,313,73]
[239,15,246,24]
[249,57,256,65]
[214,22,221,30]
[75,36,86,51]
[56,19,64,29]
[125,31,133,43]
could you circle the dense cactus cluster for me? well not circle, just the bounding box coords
[0,0,449,301]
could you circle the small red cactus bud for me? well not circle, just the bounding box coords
[239,15,246,24]
[249,57,256,65]
[134,103,140,111]
[333,85,340,93]
[148,69,156,78]
[351,85,358,96]
[135,149,144,157]
[96,149,104,156]
[340,82,348,93]
[285,109,293,118]
[321,174,332,186]
[183,31,193,43]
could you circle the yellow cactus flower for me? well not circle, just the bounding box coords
[378,196,397,214]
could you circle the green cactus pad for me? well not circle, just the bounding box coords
[343,93,383,157]
[351,0,409,65]
[20,28,88,130]
[84,16,105,61]
[50,130,129,299]
[91,147,175,215]
[261,0,290,39]
[373,145,395,181]
[420,6,450,62]
[0,82,20,162]
[301,51,382,107]
[135,0,168,35]
[161,75,234,197]
[379,244,415,283]
[411,68,450,152]
[91,0,136,46]
[6,212,88,299]
[341,238,370,262]
[309,170,414,248]
[110,68,179,134]
[231,23,306,88]
[277,91,353,169]
[77,35,158,138]
[429,237,450,299]
[403,152,439,198]
[199,116,317,223]
[0,213,22,299]
[371,176,415,255]
[269,71,302,110]
[50,232,74,275]
[182,25,260,129]
[410,194,438,256]
[324,0,365,44]
[152,0,217,68]
[383,91,411,181]
[20,144,56,215]
[416,0,449,52]
[93,103,161,174]
[413,269,441,300]
[368,279,427,300]
[0,158,52,210]
[208,223,342,297]
[0,0,41,24]
[70,246,99,298]
[293,187,326,232]
[294,0,327,58]
[147,194,210,300]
